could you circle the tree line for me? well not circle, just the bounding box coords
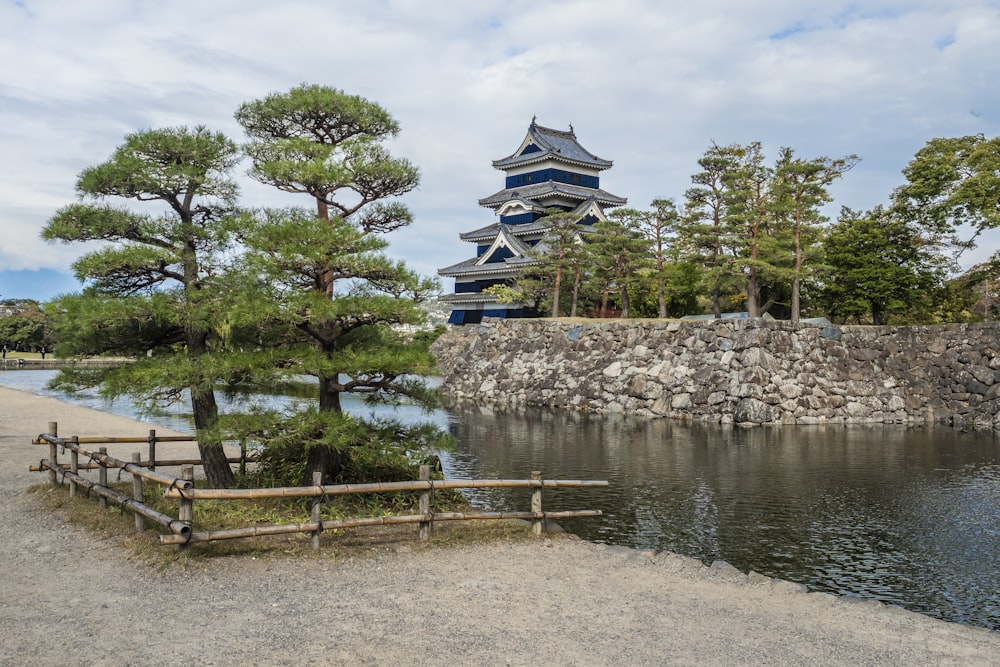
[0,299,54,354]
[500,135,1000,326]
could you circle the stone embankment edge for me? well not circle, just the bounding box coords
[431,318,1000,429]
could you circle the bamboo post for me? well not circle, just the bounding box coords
[147,429,156,470]
[178,465,194,551]
[97,446,108,509]
[69,443,79,499]
[47,422,58,485]
[311,471,324,551]
[132,453,145,533]
[419,465,432,541]
[531,470,543,536]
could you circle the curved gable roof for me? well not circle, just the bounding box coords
[493,119,613,171]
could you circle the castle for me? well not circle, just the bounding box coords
[438,119,625,325]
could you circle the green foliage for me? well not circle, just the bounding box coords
[218,407,453,488]
[236,84,418,228]
[0,300,52,351]
[771,147,858,321]
[895,134,1000,242]
[233,84,446,483]
[820,207,949,324]
[591,213,654,317]
[409,325,447,348]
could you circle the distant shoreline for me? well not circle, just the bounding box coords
[0,357,130,370]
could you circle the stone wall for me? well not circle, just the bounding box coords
[430,318,1000,429]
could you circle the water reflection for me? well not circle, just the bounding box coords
[445,406,1000,630]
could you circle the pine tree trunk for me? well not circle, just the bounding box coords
[657,269,667,319]
[191,385,235,488]
[791,215,802,324]
[747,267,759,318]
[551,264,562,317]
[304,444,344,486]
[791,275,801,324]
[304,375,346,485]
[186,312,234,488]
[570,268,582,318]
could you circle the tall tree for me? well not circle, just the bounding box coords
[0,299,53,352]
[821,207,947,325]
[233,84,437,482]
[894,134,1000,250]
[771,148,858,322]
[721,141,781,317]
[533,209,586,317]
[625,200,682,318]
[685,146,736,317]
[43,126,240,487]
[588,213,653,318]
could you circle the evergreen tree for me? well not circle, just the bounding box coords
[684,145,736,317]
[894,134,1000,249]
[588,213,653,318]
[720,141,788,317]
[771,148,858,323]
[821,207,947,325]
[42,126,240,488]
[622,200,682,318]
[0,299,52,352]
[532,210,586,317]
[233,84,439,483]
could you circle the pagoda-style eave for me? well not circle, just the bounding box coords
[439,293,510,305]
[491,154,613,171]
[460,221,550,242]
[479,182,627,209]
[438,258,537,278]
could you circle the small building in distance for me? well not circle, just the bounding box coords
[437,119,626,325]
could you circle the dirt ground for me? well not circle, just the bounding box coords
[1,386,998,666]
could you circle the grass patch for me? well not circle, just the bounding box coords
[27,480,544,566]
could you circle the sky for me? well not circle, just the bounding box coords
[2,0,999,303]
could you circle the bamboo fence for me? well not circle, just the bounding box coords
[31,423,608,551]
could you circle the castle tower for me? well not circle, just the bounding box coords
[438,119,626,324]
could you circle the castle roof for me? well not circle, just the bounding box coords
[492,120,613,171]
[460,197,608,242]
[438,225,538,278]
[478,181,627,209]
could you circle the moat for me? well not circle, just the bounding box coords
[3,369,999,631]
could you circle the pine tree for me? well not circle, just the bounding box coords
[772,148,858,322]
[232,84,439,483]
[43,126,240,487]
[587,214,653,318]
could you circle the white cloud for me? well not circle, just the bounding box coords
[1,0,999,295]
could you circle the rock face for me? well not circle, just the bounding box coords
[430,318,1000,429]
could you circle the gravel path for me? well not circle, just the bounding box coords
[2,386,998,666]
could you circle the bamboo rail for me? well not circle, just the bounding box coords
[158,510,603,545]
[39,458,191,540]
[35,433,193,490]
[161,477,609,500]
[29,457,248,472]
[31,424,608,551]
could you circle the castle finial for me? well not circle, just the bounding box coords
[531,115,537,126]
[569,122,574,133]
